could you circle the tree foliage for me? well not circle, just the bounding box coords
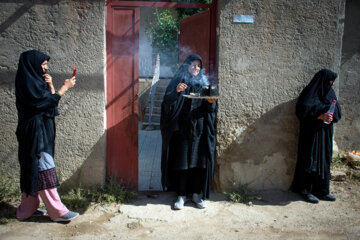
[147,0,211,67]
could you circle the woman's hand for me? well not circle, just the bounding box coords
[43,73,53,86]
[317,113,333,123]
[176,83,188,93]
[64,76,76,90]
[57,76,76,97]
[43,74,55,93]
[207,98,217,103]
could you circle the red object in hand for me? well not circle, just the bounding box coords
[72,68,77,77]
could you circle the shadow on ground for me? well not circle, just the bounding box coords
[129,189,305,209]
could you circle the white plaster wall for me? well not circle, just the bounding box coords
[216,0,345,191]
[0,0,106,188]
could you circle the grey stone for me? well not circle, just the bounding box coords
[331,170,347,181]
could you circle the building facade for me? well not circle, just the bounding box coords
[1,0,357,192]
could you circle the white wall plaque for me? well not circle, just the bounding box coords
[233,15,254,23]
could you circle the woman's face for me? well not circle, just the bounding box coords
[41,60,48,73]
[188,59,201,77]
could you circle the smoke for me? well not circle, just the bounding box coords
[191,68,209,86]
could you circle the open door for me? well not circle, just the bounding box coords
[106,4,139,188]
[179,10,211,74]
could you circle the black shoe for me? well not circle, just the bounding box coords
[318,194,336,201]
[304,194,319,204]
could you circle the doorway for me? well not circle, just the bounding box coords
[106,0,217,191]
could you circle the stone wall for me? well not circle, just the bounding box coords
[336,0,360,151]
[0,0,106,187]
[216,0,345,191]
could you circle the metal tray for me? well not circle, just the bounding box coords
[183,95,220,99]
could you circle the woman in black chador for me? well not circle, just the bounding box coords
[15,50,78,221]
[160,54,217,210]
[292,69,341,204]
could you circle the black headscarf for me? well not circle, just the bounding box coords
[15,50,58,122]
[160,54,216,199]
[296,69,338,121]
[173,54,208,86]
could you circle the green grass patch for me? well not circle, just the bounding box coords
[0,173,20,224]
[225,183,261,204]
[353,172,360,180]
[0,174,20,204]
[348,160,360,168]
[87,179,136,204]
[60,187,90,212]
[60,179,137,211]
[332,154,348,169]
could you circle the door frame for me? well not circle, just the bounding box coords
[106,0,217,189]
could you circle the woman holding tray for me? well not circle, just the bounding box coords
[160,54,218,210]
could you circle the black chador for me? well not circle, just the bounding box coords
[15,50,61,197]
[160,54,217,199]
[292,69,341,201]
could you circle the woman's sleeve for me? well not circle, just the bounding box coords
[19,90,61,112]
[296,99,327,122]
[163,88,180,103]
[332,102,342,123]
[163,78,181,103]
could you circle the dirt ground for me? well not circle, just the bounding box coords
[0,181,359,240]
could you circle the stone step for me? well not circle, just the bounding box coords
[155,86,167,94]
[141,122,160,126]
[146,106,161,114]
[141,79,170,125]
[140,122,161,130]
[153,99,163,106]
[144,113,161,123]
[157,78,171,87]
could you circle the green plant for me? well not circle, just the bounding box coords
[331,154,347,169]
[348,160,360,168]
[146,1,210,72]
[173,0,212,21]
[88,179,136,204]
[147,8,179,53]
[225,183,261,204]
[60,186,90,211]
[352,172,360,181]
[60,179,136,211]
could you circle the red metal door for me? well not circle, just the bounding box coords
[179,10,211,74]
[106,4,139,188]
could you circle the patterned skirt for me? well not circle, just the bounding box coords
[38,152,60,190]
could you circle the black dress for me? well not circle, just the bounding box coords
[292,69,341,196]
[15,50,61,197]
[160,54,217,198]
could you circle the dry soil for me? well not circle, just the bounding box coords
[0,181,359,240]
